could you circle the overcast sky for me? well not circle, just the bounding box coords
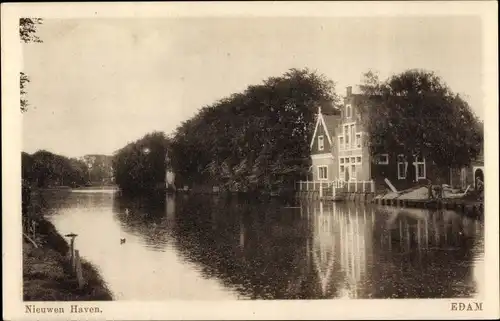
[22,16,483,158]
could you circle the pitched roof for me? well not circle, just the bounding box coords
[310,107,340,149]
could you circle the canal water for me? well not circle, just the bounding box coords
[42,190,484,300]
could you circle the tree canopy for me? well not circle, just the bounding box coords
[359,69,483,168]
[113,131,170,193]
[169,68,339,193]
[22,150,90,188]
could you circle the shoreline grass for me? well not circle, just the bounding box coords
[23,194,113,301]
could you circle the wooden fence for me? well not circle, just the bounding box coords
[295,180,375,199]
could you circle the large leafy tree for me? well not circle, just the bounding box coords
[170,68,339,193]
[359,69,483,171]
[113,131,170,193]
[20,18,43,112]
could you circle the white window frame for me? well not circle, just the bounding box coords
[318,135,324,151]
[350,125,355,149]
[339,164,345,181]
[346,104,352,119]
[344,125,350,146]
[317,165,328,180]
[376,154,389,165]
[355,133,362,149]
[351,163,357,180]
[338,136,344,151]
[414,155,426,180]
[397,154,408,180]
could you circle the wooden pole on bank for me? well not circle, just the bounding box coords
[74,250,85,289]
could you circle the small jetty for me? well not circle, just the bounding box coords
[295,179,483,217]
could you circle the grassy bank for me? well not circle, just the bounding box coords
[23,192,113,301]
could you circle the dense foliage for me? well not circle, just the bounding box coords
[22,151,90,188]
[359,69,483,170]
[113,132,170,193]
[169,68,339,193]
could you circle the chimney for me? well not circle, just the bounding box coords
[346,86,352,96]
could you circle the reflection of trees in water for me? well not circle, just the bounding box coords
[167,195,314,299]
[112,193,174,250]
[368,206,483,298]
[41,191,115,214]
[109,193,483,299]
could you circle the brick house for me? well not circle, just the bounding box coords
[310,86,481,193]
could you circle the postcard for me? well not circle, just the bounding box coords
[2,1,498,320]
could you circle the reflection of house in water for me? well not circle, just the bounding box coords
[380,207,482,254]
[371,206,483,298]
[165,194,176,223]
[307,201,373,298]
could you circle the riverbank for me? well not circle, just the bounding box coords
[23,191,113,301]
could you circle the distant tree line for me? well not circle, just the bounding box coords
[22,151,90,188]
[169,68,339,194]
[113,131,170,194]
[80,154,115,185]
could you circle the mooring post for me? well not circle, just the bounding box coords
[319,182,323,198]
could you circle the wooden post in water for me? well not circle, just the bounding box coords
[319,182,323,198]
[370,180,375,193]
[74,250,85,289]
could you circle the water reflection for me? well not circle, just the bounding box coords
[43,192,484,300]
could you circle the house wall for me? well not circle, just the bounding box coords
[334,89,371,182]
[311,155,335,181]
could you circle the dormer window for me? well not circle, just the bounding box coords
[318,135,324,151]
[346,104,352,118]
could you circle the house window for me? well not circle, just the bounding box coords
[355,133,361,149]
[318,135,324,151]
[345,158,350,163]
[414,155,426,180]
[375,154,389,165]
[351,157,356,164]
[351,164,357,180]
[340,165,345,180]
[340,157,344,164]
[344,125,349,146]
[318,166,328,180]
[346,105,352,118]
[397,154,408,180]
[339,136,344,150]
[350,125,355,148]
[356,156,362,163]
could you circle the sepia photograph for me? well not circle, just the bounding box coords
[2,1,499,320]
